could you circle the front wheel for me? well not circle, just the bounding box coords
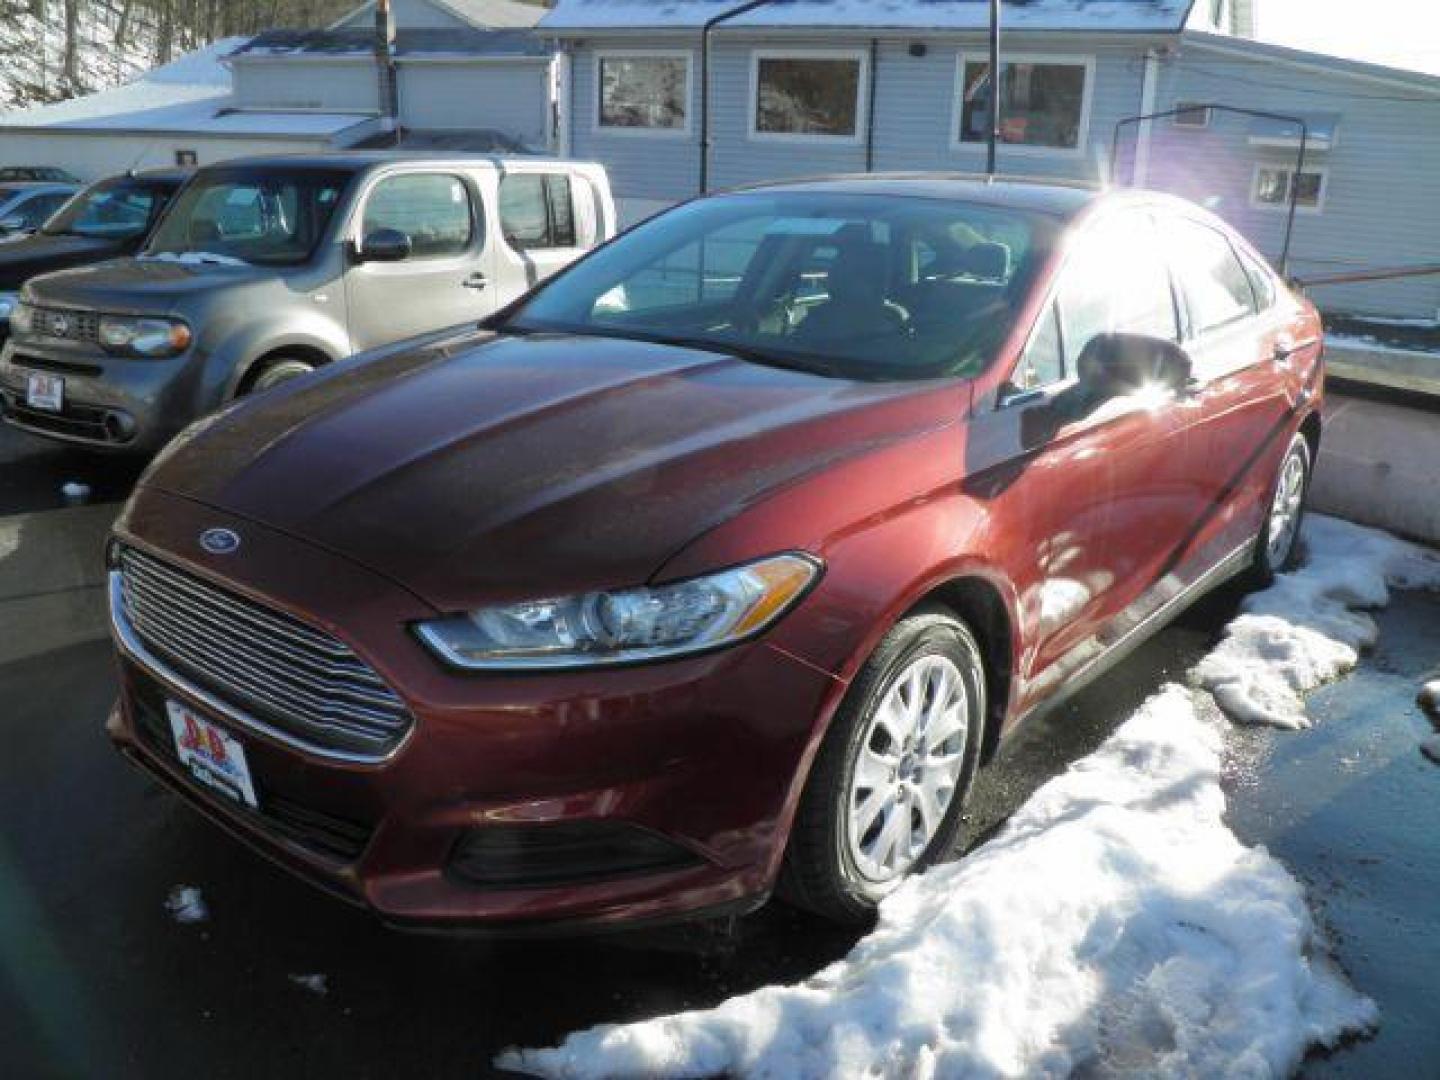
[241,355,318,396]
[779,610,986,925]
[1249,432,1312,585]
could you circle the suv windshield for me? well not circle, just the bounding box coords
[500,191,1055,381]
[145,167,352,266]
[42,180,158,240]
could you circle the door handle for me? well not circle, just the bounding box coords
[1272,342,1297,367]
[462,273,489,291]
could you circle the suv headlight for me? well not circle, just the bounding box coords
[8,299,33,334]
[0,292,17,321]
[99,315,192,357]
[416,553,821,671]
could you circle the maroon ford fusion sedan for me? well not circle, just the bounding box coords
[106,175,1323,930]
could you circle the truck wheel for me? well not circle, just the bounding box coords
[242,355,317,396]
[779,609,985,925]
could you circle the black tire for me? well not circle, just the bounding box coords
[240,354,317,396]
[779,608,987,925]
[1248,432,1313,587]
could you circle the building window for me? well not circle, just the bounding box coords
[1172,102,1211,128]
[597,53,690,134]
[1252,166,1327,212]
[751,51,867,141]
[957,56,1092,152]
[500,174,578,250]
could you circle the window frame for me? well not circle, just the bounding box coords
[747,47,871,146]
[351,169,479,262]
[951,51,1096,158]
[593,49,694,139]
[1171,102,1212,129]
[1250,164,1328,215]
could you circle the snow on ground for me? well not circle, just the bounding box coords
[500,514,1433,1080]
[1195,516,1440,730]
[164,885,208,925]
[1421,738,1440,766]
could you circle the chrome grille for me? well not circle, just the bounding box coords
[116,546,413,760]
[31,306,101,343]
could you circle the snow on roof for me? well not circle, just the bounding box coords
[542,0,1192,33]
[234,27,548,59]
[335,0,545,29]
[0,36,375,139]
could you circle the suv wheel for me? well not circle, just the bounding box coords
[780,609,986,925]
[1250,432,1312,585]
[243,355,317,396]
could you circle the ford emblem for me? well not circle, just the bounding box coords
[199,528,241,555]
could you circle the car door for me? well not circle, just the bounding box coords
[968,208,1200,700]
[493,170,597,300]
[1159,213,1302,564]
[344,171,496,352]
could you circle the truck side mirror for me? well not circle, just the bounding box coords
[355,227,412,264]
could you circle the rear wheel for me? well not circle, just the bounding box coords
[1249,432,1312,584]
[241,354,318,396]
[780,610,986,925]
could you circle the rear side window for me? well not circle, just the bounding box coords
[362,173,474,258]
[500,173,578,251]
[1239,249,1278,311]
[1164,217,1256,336]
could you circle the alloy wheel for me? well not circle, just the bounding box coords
[1267,448,1307,568]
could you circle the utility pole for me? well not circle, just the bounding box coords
[986,0,1000,176]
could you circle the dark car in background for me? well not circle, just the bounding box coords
[104,175,1324,933]
[0,168,189,344]
[0,166,80,183]
[0,182,80,240]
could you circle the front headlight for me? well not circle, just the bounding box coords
[416,553,821,671]
[0,292,17,321]
[9,299,32,334]
[99,314,192,357]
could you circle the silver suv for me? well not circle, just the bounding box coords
[0,152,614,452]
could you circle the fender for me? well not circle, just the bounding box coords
[210,317,351,405]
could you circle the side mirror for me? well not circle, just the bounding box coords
[1076,333,1192,402]
[355,227,412,264]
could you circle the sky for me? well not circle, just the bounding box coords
[1257,0,1440,76]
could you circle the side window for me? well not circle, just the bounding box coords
[1239,249,1278,311]
[16,193,68,228]
[500,173,579,251]
[1056,212,1178,368]
[1017,301,1064,391]
[1163,216,1256,336]
[362,174,473,258]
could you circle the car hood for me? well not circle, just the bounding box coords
[0,233,124,290]
[22,256,270,312]
[144,332,960,611]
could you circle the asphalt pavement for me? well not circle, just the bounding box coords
[1,422,1437,1079]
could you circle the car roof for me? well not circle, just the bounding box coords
[187,151,597,175]
[727,173,1104,218]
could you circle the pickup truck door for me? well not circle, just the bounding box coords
[344,171,497,353]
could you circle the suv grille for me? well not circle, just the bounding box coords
[117,546,413,760]
[30,305,101,343]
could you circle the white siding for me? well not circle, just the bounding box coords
[232,58,380,112]
[0,130,336,181]
[1147,50,1440,319]
[398,60,552,147]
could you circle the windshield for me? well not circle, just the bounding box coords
[42,180,158,240]
[145,167,351,266]
[500,192,1056,381]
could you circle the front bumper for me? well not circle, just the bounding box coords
[107,488,843,933]
[0,334,196,452]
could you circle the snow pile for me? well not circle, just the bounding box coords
[165,885,208,924]
[501,690,1374,1079]
[289,973,329,996]
[1194,516,1440,729]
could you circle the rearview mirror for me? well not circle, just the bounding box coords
[355,227,412,264]
[1076,333,1192,402]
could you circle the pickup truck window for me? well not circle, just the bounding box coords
[500,174,577,251]
[362,173,474,258]
[42,181,157,240]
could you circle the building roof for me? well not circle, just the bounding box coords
[233,27,549,59]
[542,0,1194,33]
[0,37,377,140]
[335,0,545,29]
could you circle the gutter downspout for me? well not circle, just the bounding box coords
[864,38,879,172]
[986,0,1001,176]
[1134,48,1161,187]
[700,0,775,194]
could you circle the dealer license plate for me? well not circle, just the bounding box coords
[25,371,63,412]
[167,701,259,809]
